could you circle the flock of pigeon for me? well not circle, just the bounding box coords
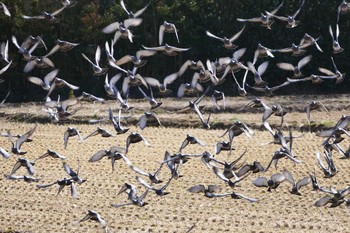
[1,0,350,231]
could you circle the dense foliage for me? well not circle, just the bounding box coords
[0,0,349,102]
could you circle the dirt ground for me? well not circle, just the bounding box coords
[1,94,350,233]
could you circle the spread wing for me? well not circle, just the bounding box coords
[89,150,107,162]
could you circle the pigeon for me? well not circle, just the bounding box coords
[237,161,264,177]
[253,172,286,192]
[83,127,115,140]
[44,76,79,99]
[102,18,143,44]
[107,63,148,97]
[89,146,129,173]
[316,150,338,178]
[247,61,269,87]
[247,81,291,97]
[76,92,105,103]
[27,69,59,91]
[136,176,173,196]
[329,24,344,53]
[283,168,311,195]
[178,85,212,129]
[144,72,179,95]
[316,115,350,146]
[220,121,254,154]
[187,184,222,198]
[337,0,350,22]
[109,108,130,134]
[179,134,206,152]
[220,149,247,179]
[261,102,287,128]
[232,69,249,96]
[318,57,345,84]
[138,111,162,130]
[125,132,150,153]
[21,4,67,23]
[116,49,156,68]
[10,158,35,176]
[299,33,323,53]
[239,96,264,111]
[266,0,305,28]
[43,96,79,122]
[11,35,46,61]
[142,43,190,56]
[178,60,206,77]
[36,149,66,161]
[23,45,60,73]
[75,210,107,227]
[212,166,251,188]
[8,123,37,155]
[315,186,350,207]
[305,100,330,125]
[120,0,150,18]
[201,191,258,202]
[237,1,284,29]
[159,21,180,45]
[215,141,234,155]
[162,151,181,180]
[205,25,245,49]
[252,44,276,64]
[220,47,248,79]
[82,46,108,75]
[211,90,226,110]
[63,127,83,149]
[63,161,86,184]
[276,42,310,57]
[138,86,163,110]
[37,178,78,198]
[52,39,79,52]
[117,182,137,199]
[129,162,164,184]
[112,188,149,208]
[4,174,41,183]
[276,55,312,78]
[264,147,301,172]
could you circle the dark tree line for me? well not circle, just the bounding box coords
[0,0,349,102]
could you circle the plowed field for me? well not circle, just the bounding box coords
[1,94,350,233]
